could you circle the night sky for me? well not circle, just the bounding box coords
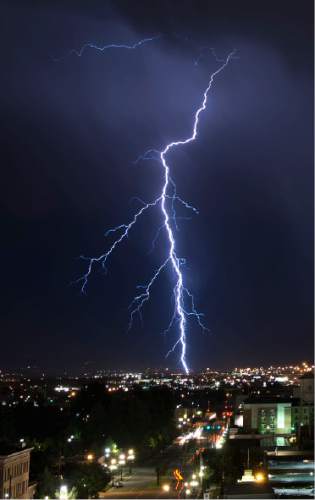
[1,0,313,373]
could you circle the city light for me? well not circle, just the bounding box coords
[127,449,135,460]
[255,472,265,483]
[190,480,199,487]
[0,360,312,500]
[59,485,68,500]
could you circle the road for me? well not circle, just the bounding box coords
[99,423,225,498]
[99,466,174,499]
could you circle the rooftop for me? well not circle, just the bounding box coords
[0,442,32,457]
[244,396,293,405]
[225,481,274,498]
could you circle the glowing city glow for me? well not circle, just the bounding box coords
[70,35,235,373]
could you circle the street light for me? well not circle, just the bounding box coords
[255,473,265,483]
[127,449,135,474]
[59,485,68,500]
[118,456,126,481]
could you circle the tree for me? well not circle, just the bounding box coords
[63,462,110,499]
[35,467,59,499]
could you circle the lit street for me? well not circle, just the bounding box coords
[99,467,172,499]
[98,421,227,499]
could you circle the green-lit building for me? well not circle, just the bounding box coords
[243,399,292,435]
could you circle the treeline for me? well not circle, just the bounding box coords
[0,384,177,495]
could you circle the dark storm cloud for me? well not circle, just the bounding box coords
[1,0,313,372]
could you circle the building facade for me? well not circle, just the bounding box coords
[291,404,314,429]
[243,400,292,435]
[0,448,34,499]
[292,373,314,439]
[299,373,314,404]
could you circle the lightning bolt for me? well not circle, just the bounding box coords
[52,35,161,62]
[72,38,236,373]
[194,47,225,66]
[155,50,236,372]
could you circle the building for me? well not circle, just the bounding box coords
[224,469,274,499]
[243,398,292,436]
[292,373,314,439]
[297,373,314,404]
[0,447,35,499]
[291,402,314,429]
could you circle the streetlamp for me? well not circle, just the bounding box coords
[189,474,199,496]
[254,472,265,483]
[190,480,199,488]
[127,449,135,474]
[59,485,68,500]
[199,466,206,492]
[119,454,126,481]
[109,459,118,485]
